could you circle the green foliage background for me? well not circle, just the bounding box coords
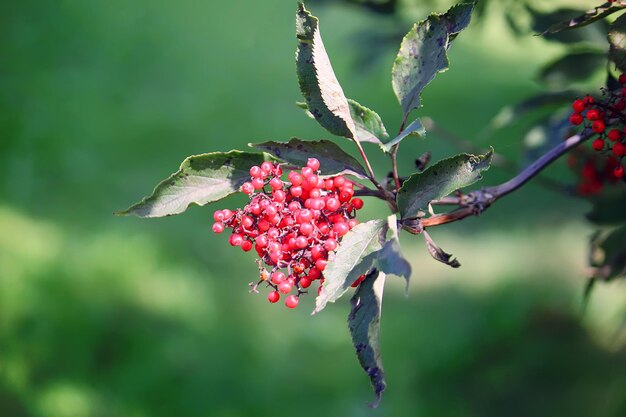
[1,0,625,416]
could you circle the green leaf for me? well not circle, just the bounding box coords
[249,138,368,179]
[609,13,626,72]
[392,3,474,116]
[377,214,412,289]
[423,230,461,268]
[397,149,493,219]
[539,51,606,89]
[587,191,626,224]
[117,151,273,218]
[589,225,626,281]
[348,99,389,144]
[380,118,426,152]
[297,99,389,144]
[314,219,386,314]
[541,2,626,35]
[296,3,356,139]
[529,7,610,44]
[348,270,387,408]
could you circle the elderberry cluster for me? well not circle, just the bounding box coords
[211,159,364,308]
[569,74,626,181]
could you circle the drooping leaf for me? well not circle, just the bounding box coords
[529,7,610,44]
[380,117,426,152]
[314,219,386,314]
[250,138,368,179]
[589,225,626,280]
[609,12,626,72]
[378,215,411,288]
[397,149,493,219]
[296,3,356,139]
[587,190,626,224]
[348,99,389,144]
[392,3,474,116]
[348,270,387,408]
[117,151,274,218]
[541,2,626,35]
[423,230,461,268]
[539,51,606,89]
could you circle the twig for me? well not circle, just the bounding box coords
[416,128,593,229]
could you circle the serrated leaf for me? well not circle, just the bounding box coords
[423,230,461,268]
[250,138,368,179]
[296,3,356,139]
[541,2,626,34]
[397,149,493,219]
[392,3,474,116]
[348,99,389,144]
[589,225,626,280]
[539,51,606,89]
[117,151,273,218]
[314,219,386,314]
[609,13,626,72]
[529,7,610,44]
[587,190,626,224]
[380,118,425,152]
[298,99,389,144]
[348,270,386,408]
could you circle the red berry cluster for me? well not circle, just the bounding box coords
[569,75,626,180]
[567,152,624,196]
[211,159,364,309]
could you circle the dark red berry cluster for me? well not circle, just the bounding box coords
[211,159,364,309]
[567,152,624,196]
[569,75,626,180]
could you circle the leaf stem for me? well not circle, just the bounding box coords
[352,138,398,210]
[390,113,409,192]
[415,128,593,229]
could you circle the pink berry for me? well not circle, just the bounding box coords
[285,295,299,309]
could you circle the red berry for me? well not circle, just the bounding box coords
[307,158,320,171]
[241,241,253,252]
[592,138,604,151]
[570,113,584,126]
[592,120,605,134]
[572,99,586,113]
[608,129,622,142]
[615,165,625,178]
[333,222,350,237]
[315,259,327,271]
[279,281,293,294]
[586,109,600,121]
[229,234,244,246]
[250,166,262,178]
[241,182,254,195]
[285,295,299,309]
[351,198,364,210]
[251,178,265,190]
[272,271,286,285]
[261,162,273,173]
[613,142,625,156]
[299,276,312,288]
[212,222,225,234]
[619,74,626,84]
[268,291,280,303]
[324,238,338,251]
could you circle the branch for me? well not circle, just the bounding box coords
[416,128,593,229]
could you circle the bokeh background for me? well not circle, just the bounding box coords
[2,0,626,416]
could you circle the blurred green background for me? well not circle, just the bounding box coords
[2,0,626,416]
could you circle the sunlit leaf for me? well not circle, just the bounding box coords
[348,270,387,408]
[392,3,474,116]
[609,13,626,72]
[117,151,274,218]
[314,219,386,314]
[296,3,356,138]
[397,149,493,219]
[380,118,426,152]
[348,99,389,144]
[250,138,368,179]
[541,2,626,35]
